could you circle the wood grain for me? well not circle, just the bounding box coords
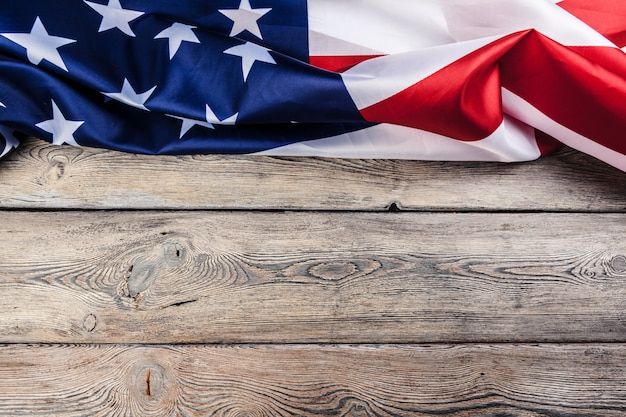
[0,344,624,416]
[3,133,625,417]
[1,137,625,211]
[3,211,626,344]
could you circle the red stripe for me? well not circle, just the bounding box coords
[310,55,384,72]
[499,32,626,155]
[354,29,626,157]
[559,0,626,47]
[534,130,563,156]
[359,32,526,141]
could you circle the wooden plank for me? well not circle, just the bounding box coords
[1,137,625,211]
[3,211,626,344]
[0,343,624,416]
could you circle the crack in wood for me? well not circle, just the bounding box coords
[145,369,151,398]
[162,299,198,309]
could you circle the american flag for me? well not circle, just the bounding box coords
[0,0,625,172]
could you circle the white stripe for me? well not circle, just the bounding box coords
[340,36,498,110]
[308,0,613,57]
[254,116,541,162]
[502,88,626,171]
[308,0,453,55]
[307,31,380,57]
[442,0,612,47]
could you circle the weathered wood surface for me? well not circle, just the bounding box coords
[3,210,626,344]
[2,138,626,416]
[0,344,625,416]
[1,137,626,211]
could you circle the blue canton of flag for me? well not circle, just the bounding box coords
[0,0,370,157]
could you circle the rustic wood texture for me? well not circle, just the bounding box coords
[2,210,626,344]
[1,137,625,211]
[0,344,625,416]
[2,138,626,415]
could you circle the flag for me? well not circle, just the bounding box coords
[0,0,625,171]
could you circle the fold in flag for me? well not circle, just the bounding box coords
[1,0,626,171]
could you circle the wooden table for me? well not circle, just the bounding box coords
[1,137,626,415]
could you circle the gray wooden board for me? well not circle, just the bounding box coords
[2,211,626,344]
[0,344,624,416]
[3,138,626,416]
[1,138,625,211]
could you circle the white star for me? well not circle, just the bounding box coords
[205,105,238,125]
[169,104,238,138]
[154,23,200,60]
[0,125,19,158]
[0,103,20,157]
[103,78,156,111]
[224,42,276,82]
[36,100,84,146]
[169,113,214,139]
[84,0,144,37]
[1,17,76,71]
[219,0,271,39]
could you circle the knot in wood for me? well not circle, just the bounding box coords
[309,261,359,281]
[129,362,176,414]
[609,255,626,274]
[163,241,186,265]
[42,155,69,184]
[343,398,372,416]
[123,261,154,304]
[82,313,97,333]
